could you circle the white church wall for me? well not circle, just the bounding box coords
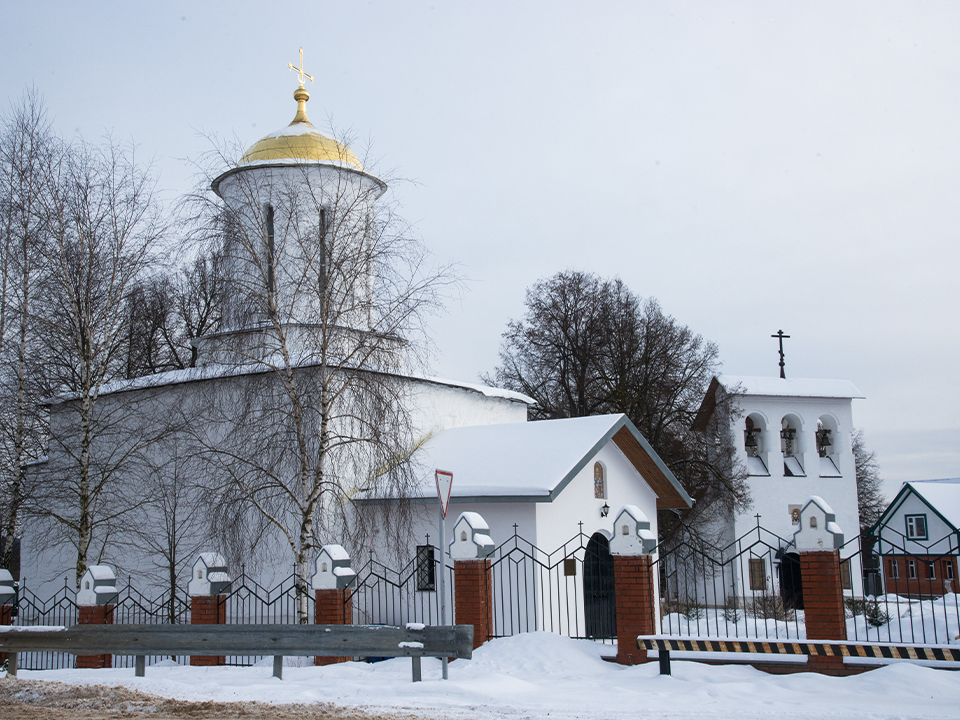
[735,394,856,483]
[16,527,76,600]
[214,163,384,338]
[533,441,660,636]
[733,393,860,546]
[365,500,537,563]
[407,379,529,436]
[22,377,203,598]
[536,441,659,553]
[21,359,532,600]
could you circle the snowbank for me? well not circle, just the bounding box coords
[9,632,960,719]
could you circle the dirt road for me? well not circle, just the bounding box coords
[0,678,425,720]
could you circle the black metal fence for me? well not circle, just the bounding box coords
[12,578,190,671]
[844,527,960,646]
[657,522,805,641]
[221,569,315,666]
[350,545,453,628]
[11,521,957,672]
[12,580,79,671]
[489,525,617,642]
[655,519,960,647]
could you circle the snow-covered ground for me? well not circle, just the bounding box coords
[7,632,960,720]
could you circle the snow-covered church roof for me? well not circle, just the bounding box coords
[45,363,533,407]
[361,414,691,509]
[693,375,864,431]
[715,375,864,399]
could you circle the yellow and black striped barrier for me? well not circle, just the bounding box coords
[639,636,960,675]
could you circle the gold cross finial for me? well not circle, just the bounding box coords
[288,48,315,87]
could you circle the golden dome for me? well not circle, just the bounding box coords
[238,86,364,171]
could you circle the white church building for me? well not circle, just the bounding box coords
[20,67,690,603]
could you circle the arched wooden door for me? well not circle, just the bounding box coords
[583,532,617,638]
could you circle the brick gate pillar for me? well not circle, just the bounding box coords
[312,545,357,666]
[0,569,15,669]
[454,559,493,649]
[188,553,231,667]
[76,565,118,669]
[610,506,659,665]
[449,512,495,650]
[793,497,847,674]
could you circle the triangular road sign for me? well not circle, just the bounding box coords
[435,469,453,519]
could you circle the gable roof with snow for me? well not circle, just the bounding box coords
[360,414,692,509]
[873,478,960,535]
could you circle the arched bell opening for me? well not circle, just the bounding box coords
[744,414,770,476]
[780,414,805,477]
[817,415,842,477]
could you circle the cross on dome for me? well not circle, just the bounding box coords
[288,47,315,87]
[225,48,369,174]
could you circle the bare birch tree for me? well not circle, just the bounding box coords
[0,90,55,575]
[31,135,167,584]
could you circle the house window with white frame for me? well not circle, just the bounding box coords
[927,561,937,579]
[907,559,917,579]
[888,558,900,579]
[905,514,928,540]
[946,559,956,581]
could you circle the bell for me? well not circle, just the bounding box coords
[744,430,758,449]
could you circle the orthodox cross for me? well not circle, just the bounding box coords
[288,47,315,86]
[771,329,790,378]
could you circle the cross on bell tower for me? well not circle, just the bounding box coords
[771,329,790,378]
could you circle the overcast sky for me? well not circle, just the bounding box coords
[2,2,958,495]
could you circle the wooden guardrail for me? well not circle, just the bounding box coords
[0,623,474,682]
[639,635,960,675]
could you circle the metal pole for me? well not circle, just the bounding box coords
[439,498,448,680]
